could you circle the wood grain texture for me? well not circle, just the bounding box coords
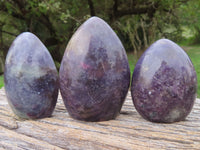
[0,88,200,150]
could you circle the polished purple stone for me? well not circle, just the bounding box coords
[131,39,197,123]
[59,17,130,121]
[4,32,59,119]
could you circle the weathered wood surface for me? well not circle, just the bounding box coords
[0,88,200,150]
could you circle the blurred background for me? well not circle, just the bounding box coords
[0,0,200,95]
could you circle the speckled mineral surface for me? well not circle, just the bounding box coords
[4,32,59,119]
[131,39,197,123]
[59,17,130,121]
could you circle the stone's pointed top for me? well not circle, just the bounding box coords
[82,16,109,28]
[64,15,126,61]
[6,32,56,72]
[156,38,174,43]
[15,32,40,41]
[86,16,107,24]
[19,32,35,36]
[153,38,182,49]
[88,16,102,21]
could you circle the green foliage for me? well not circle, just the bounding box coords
[127,52,137,78]
[185,45,200,97]
[0,76,3,89]
[178,0,200,44]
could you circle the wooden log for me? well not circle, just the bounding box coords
[0,88,200,150]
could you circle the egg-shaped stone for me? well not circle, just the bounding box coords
[59,16,130,121]
[4,32,59,119]
[131,39,197,123]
